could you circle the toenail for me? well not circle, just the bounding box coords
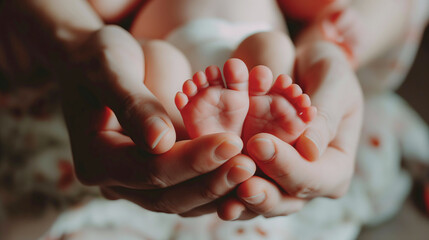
[227,165,253,186]
[215,140,243,162]
[242,192,266,205]
[249,138,276,162]
[146,117,169,149]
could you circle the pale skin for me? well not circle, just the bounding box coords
[0,0,412,221]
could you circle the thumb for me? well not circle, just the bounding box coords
[295,109,340,161]
[76,25,175,153]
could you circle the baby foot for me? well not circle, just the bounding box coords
[242,66,317,145]
[175,58,249,138]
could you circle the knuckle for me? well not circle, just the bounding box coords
[189,158,209,176]
[152,195,180,214]
[290,183,321,199]
[201,185,222,201]
[271,163,292,181]
[118,92,144,120]
[143,170,169,189]
[256,203,276,215]
[317,108,338,140]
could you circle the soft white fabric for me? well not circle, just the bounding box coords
[166,18,272,73]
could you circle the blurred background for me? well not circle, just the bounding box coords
[359,26,429,240]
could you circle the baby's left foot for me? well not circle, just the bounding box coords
[242,66,317,145]
[175,59,249,138]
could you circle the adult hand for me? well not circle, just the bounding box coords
[1,0,256,215]
[217,41,363,220]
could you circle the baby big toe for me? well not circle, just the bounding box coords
[223,58,249,91]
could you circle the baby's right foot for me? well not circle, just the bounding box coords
[242,66,317,146]
[175,59,249,138]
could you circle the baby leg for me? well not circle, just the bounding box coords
[233,31,295,78]
[140,40,192,138]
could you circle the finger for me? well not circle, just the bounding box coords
[236,177,306,218]
[76,25,175,154]
[105,154,256,214]
[178,202,218,218]
[294,42,360,160]
[217,197,249,221]
[295,109,340,161]
[74,129,244,189]
[247,132,356,199]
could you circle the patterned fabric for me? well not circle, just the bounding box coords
[1,0,428,239]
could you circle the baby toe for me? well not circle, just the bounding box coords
[249,65,274,96]
[284,84,303,99]
[193,71,209,89]
[183,79,198,98]
[223,58,249,91]
[205,65,223,86]
[175,92,189,110]
[270,74,293,94]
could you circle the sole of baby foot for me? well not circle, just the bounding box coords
[242,65,317,146]
[175,58,250,138]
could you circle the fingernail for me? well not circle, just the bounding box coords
[242,192,266,205]
[249,138,275,162]
[146,117,169,149]
[227,165,253,186]
[215,139,243,162]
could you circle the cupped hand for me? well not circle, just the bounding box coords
[1,0,256,215]
[218,41,363,220]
